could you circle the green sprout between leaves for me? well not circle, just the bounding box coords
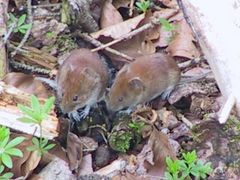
[159,18,175,32]
[136,0,151,13]
[0,126,25,169]
[18,95,56,156]
[8,13,32,35]
[165,150,213,180]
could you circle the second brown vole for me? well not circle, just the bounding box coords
[57,48,109,120]
[106,53,181,112]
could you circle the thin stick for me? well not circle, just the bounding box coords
[11,0,33,57]
[77,32,134,62]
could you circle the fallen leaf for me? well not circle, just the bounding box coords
[157,108,180,129]
[66,132,83,172]
[167,19,200,59]
[168,83,207,104]
[135,128,176,177]
[3,72,52,98]
[101,0,123,28]
[156,0,178,9]
[22,150,41,177]
[91,13,145,39]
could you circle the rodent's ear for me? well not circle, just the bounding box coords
[82,67,99,80]
[128,77,145,92]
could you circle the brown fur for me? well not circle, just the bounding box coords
[57,48,108,113]
[107,53,180,111]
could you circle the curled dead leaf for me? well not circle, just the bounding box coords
[101,0,123,28]
[167,18,200,59]
[3,72,52,98]
[66,132,83,172]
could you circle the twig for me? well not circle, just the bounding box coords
[178,114,193,128]
[11,0,33,57]
[129,0,135,17]
[218,93,235,124]
[76,32,134,62]
[91,20,157,52]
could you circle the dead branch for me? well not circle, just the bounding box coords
[77,32,134,62]
[0,0,9,79]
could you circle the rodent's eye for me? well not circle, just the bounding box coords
[72,95,78,102]
[118,97,123,102]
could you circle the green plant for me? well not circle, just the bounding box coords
[8,13,32,34]
[165,150,213,180]
[109,131,133,153]
[0,165,13,179]
[136,0,151,13]
[18,95,56,156]
[159,18,175,32]
[0,126,25,169]
[128,121,145,134]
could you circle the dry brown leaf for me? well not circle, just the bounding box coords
[22,150,42,177]
[101,0,123,28]
[134,128,176,177]
[157,108,180,129]
[157,0,178,9]
[11,134,33,178]
[3,72,52,98]
[91,13,145,39]
[66,132,83,172]
[167,19,200,59]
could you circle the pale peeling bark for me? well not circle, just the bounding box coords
[179,0,240,122]
[0,0,8,79]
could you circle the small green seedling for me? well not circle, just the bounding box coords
[159,18,175,32]
[136,0,151,13]
[0,165,13,179]
[18,95,56,156]
[0,126,25,169]
[8,13,32,34]
[165,150,213,180]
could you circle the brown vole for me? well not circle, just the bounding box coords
[106,53,181,112]
[57,48,109,120]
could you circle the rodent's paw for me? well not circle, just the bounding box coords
[69,106,91,121]
[69,111,82,121]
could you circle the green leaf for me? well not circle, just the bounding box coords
[18,117,38,124]
[1,172,14,179]
[43,143,55,150]
[32,137,40,147]
[18,14,26,27]
[5,137,25,149]
[0,127,10,141]
[27,145,37,152]
[1,153,12,168]
[0,135,9,149]
[43,96,55,114]
[5,148,23,157]
[17,104,35,118]
[164,172,174,180]
[0,165,4,173]
[183,150,197,165]
[159,18,175,32]
[31,95,41,113]
[19,28,27,34]
[40,138,48,148]
[19,23,32,30]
